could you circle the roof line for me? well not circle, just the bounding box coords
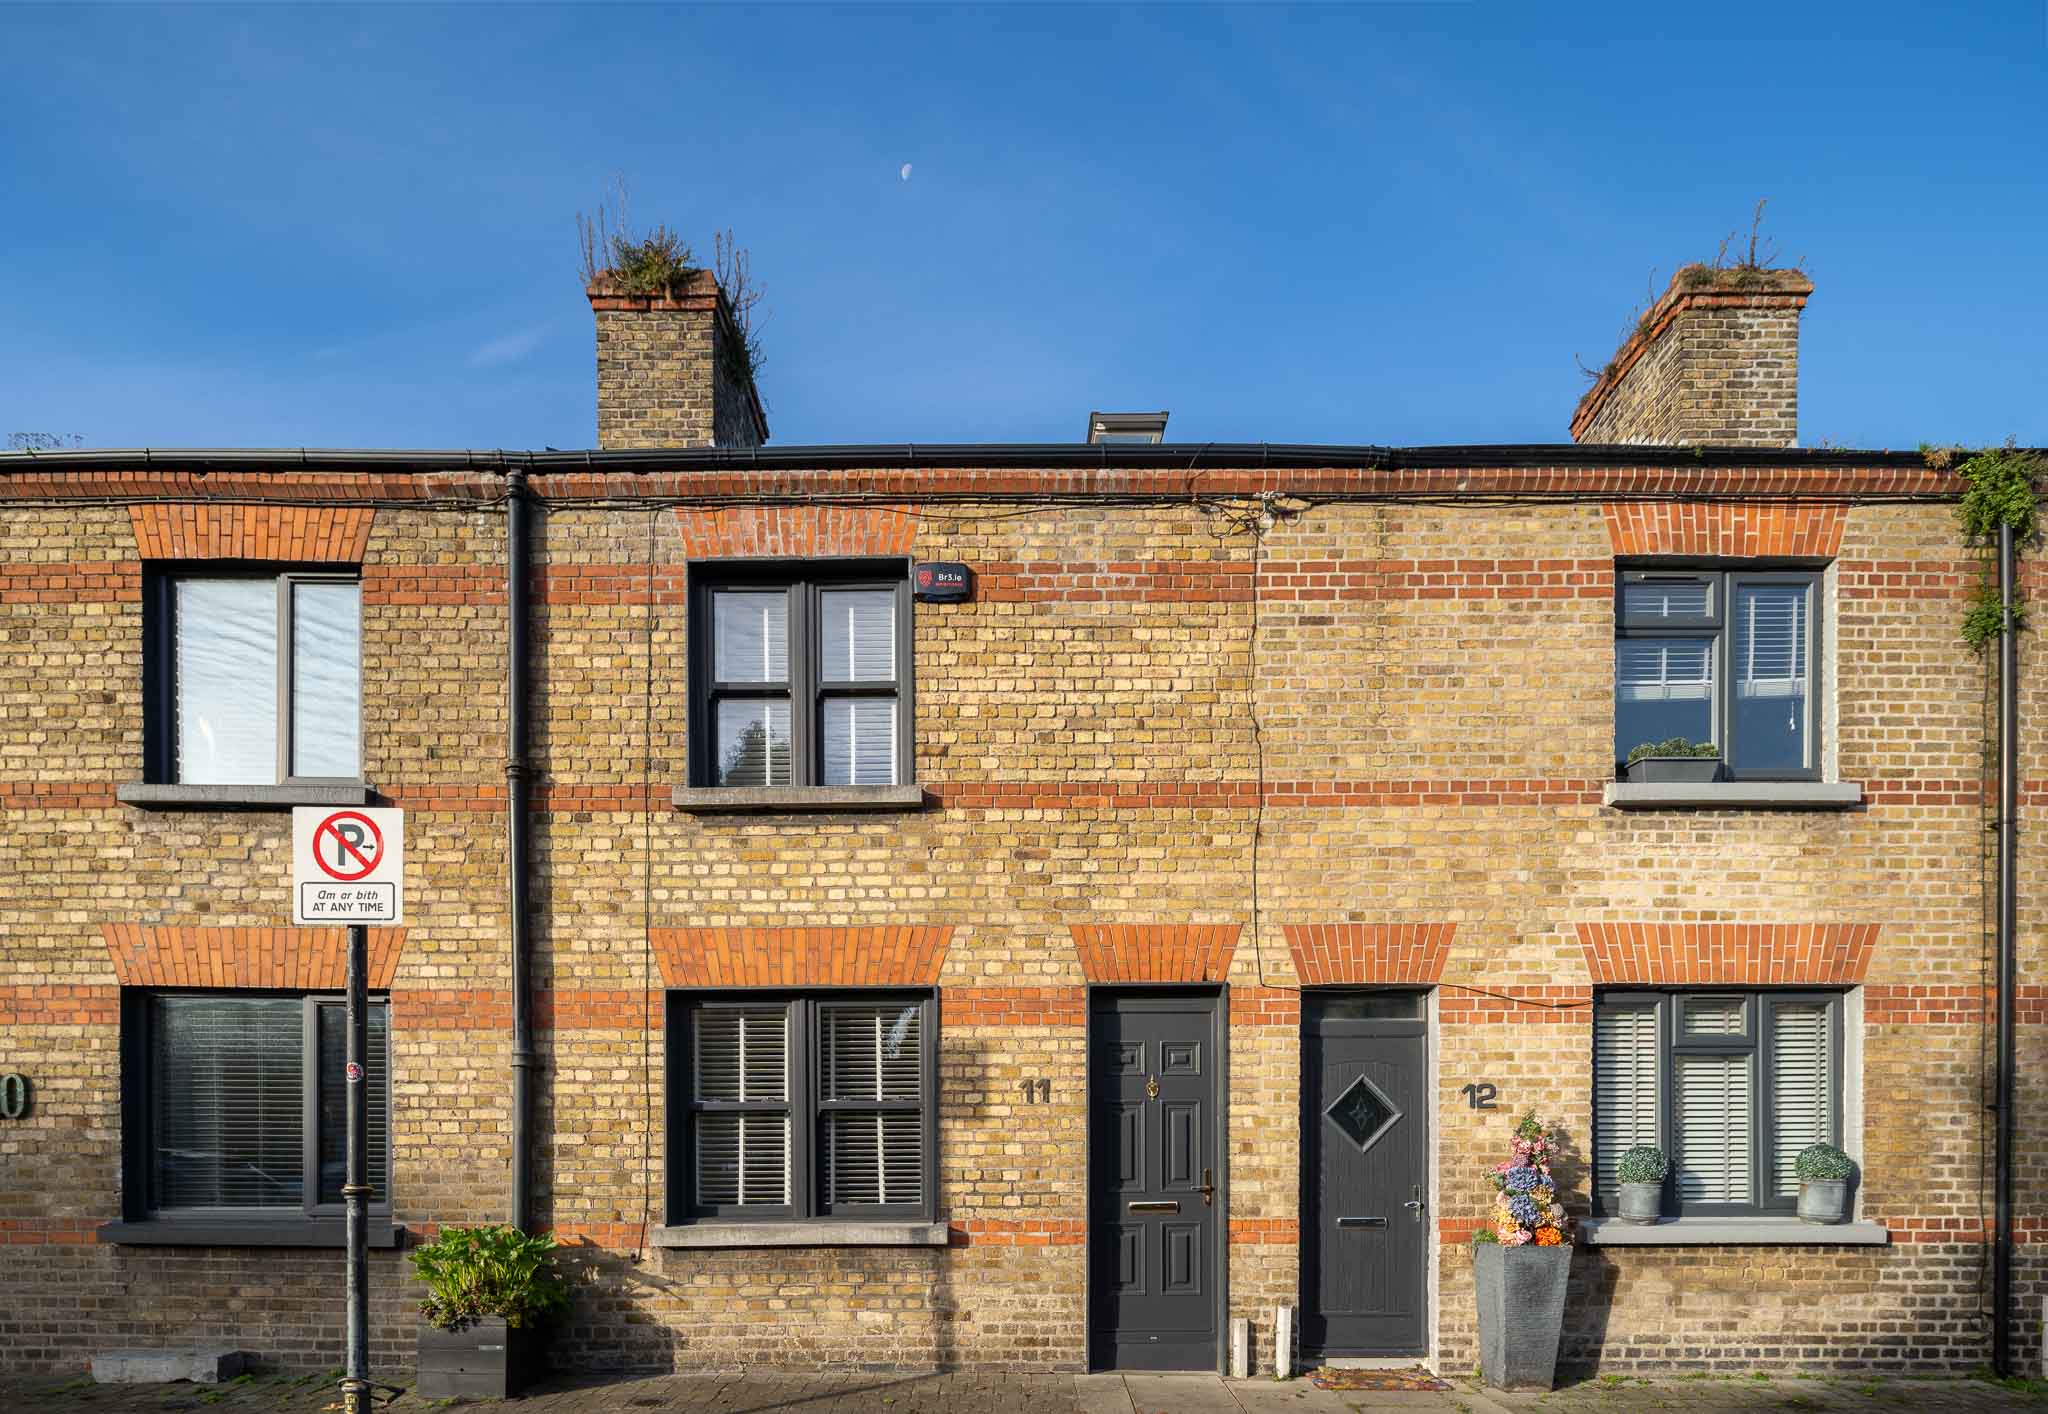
[0,442,1949,475]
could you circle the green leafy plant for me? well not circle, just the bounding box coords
[409,1224,570,1332]
[1625,737,1719,764]
[1469,1227,1499,1245]
[1952,441,2041,651]
[1615,1144,1669,1185]
[1793,1142,1854,1182]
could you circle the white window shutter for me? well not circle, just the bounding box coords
[1594,1004,1660,1201]
[821,1003,924,1207]
[694,1007,790,1207]
[1769,1002,1832,1200]
[1676,1053,1753,1204]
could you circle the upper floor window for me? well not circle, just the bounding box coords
[1593,990,1841,1218]
[151,571,362,785]
[689,565,911,789]
[1615,569,1819,779]
[129,991,390,1218]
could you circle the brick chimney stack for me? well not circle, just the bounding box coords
[1571,267,1813,447]
[587,269,768,449]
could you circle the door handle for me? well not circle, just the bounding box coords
[1201,1167,1215,1208]
[1129,1200,1180,1214]
[1336,1216,1387,1229]
[1405,1184,1425,1222]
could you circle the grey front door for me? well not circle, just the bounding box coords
[1088,991,1221,1370]
[1303,992,1429,1357]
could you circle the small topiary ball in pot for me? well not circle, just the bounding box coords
[1793,1142,1854,1182]
[1615,1145,1669,1185]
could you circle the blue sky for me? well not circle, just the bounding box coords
[3,2,2043,452]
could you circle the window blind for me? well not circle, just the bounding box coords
[151,996,305,1210]
[290,582,362,779]
[821,1003,923,1207]
[822,699,896,785]
[819,590,895,681]
[713,592,789,682]
[694,1007,790,1207]
[1594,1004,1660,1201]
[175,579,279,786]
[1616,639,1714,702]
[1676,1053,1753,1204]
[1734,584,1809,700]
[316,1003,389,1205]
[1622,579,1710,619]
[714,699,792,787]
[1769,1002,1832,1200]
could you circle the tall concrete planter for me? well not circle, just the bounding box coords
[1474,1243,1571,1391]
[416,1317,545,1400]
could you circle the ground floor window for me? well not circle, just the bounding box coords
[1593,989,1842,1217]
[126,991,389,1218]
[667,992,937,1223]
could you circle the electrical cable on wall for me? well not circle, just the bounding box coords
[635,504,658,1263]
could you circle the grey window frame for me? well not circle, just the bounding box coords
[144,566,365,787]
[665,990,939,1225]
[118,989,392,1225]
[687,562,914,789]
[1615,566,1823,781]
[1592,988,1844,1219]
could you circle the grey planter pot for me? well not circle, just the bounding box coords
[1623,756,1722,784]
[416,1317,545,1401]
[1473,1242,1572,1392]
[1797,1178,1849,1224]
[1616,1182,1663,1224]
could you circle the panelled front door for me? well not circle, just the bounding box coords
[1088,991,1221,1370]
[1303,991,1429,1358]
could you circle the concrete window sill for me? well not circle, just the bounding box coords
[118,782,378,812]
[651,1222,949,1249]
[98,1218,400,1249]
[1602,781,1864,812]
[671,784,928,815]
[1581,1217,1888,1246]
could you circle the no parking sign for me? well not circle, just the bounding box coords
[291,807,404,925]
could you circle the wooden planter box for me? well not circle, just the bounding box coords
[416,1317,545,1401]
[1622,756,1721,784]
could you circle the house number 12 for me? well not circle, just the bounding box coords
[1460,1082,1498,1110]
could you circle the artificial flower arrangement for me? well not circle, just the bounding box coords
[1475,1110,1572,1248]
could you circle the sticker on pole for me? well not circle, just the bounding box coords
[292,807,404,925]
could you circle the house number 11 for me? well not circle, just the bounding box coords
[1018,1079,1051,1104]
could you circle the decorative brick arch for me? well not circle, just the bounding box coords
[130,505,375,562]
[1574,923,1877,987]
[102,924,405,989]
[673,505,918,560]
[1601,503,1844,560]
[651,926,952,988]
[1070,924,1240,984]
[1282,924,1454,985]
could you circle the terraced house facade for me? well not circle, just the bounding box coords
[0,267,2039,1380]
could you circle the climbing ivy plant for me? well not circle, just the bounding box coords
[1947,442,2042,651]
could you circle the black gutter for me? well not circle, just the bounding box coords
[505,468,537,1232]
[0,442,1958,475]
[1993,521,2018,1375]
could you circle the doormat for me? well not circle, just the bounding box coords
[1307,1366,1449,1391]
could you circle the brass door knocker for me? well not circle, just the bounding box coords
[1145,1074,1160,1099]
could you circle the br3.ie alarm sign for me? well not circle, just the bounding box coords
[292,807,405,925]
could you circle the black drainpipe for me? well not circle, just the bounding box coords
[1993,520,2019,1374]
[506,467,536,1231]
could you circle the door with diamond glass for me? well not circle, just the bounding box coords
[1303,992,1429,1357]
[1088,991,1221,1370]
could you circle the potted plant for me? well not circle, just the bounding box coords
[1471,1111,1573,1392]
[1794,1142,1855,1224]
[1614,1145,1668,1224]
[1622,737,1722,783]
[410,1223,570,1399]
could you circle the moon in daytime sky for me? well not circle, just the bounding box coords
[900,163,912,181]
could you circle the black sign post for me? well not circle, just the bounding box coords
[341,922,370,1414]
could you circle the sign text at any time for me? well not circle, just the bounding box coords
[292,807,405,925]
